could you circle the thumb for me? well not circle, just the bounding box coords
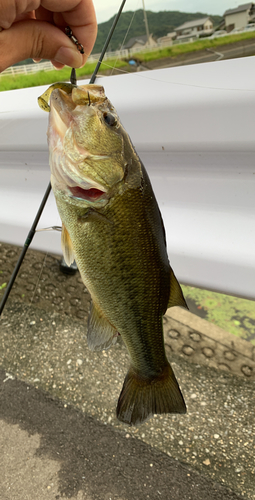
[0,19,85,72]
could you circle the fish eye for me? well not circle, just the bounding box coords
[103,112,117,127]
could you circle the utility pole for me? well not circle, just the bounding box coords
[142,0,150,45]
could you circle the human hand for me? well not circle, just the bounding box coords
[0,0,97,72]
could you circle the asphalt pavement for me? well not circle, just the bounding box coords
[0,242,254,500]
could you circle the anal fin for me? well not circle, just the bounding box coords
[87,301,118,351]
[168,268,188,309]
[61,224,75,266]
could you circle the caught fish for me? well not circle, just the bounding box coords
[38,82,187,425]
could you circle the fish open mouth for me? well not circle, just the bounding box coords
[69,186,106,202]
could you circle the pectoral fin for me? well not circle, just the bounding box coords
[61,224,75,266]
[87,301,118,351]
[168,268,188,309]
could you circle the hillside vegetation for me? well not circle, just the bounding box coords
[93,9,222,53]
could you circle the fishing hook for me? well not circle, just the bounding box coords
[70,67,77,86]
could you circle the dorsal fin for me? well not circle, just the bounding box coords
[87,301,118,351]
[61,224,75,266]
[168,268,188,309]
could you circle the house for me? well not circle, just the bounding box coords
[175,17,214,41]
[224,3,255,31]
[123,34,157,52]
[157,32,176,46]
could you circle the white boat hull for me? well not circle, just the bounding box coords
[0,57,255,299]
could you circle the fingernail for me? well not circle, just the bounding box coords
[54,47,83,68]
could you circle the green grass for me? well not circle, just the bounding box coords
[0,59,127,92]
[182,285,255,344]
[139,31,255,62]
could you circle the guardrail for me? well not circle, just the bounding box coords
[0,49,130,77]
[0,60,55,77]
[0,44,169,77]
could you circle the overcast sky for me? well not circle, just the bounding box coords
[93,0,241,24]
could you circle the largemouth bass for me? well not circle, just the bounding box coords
[38,82,187,425]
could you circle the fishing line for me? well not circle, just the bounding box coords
[0,0,128,317]
[74,43,255,93]
[110,7,138,76]
[84,56,255,93]
[120,72,255,92]
[90,0,127,84]
[119,9,138,50]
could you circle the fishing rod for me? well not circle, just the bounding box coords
[0,0,127,316]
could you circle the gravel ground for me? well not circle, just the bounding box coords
[0,299,254,499]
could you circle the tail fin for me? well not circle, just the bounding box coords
[116,363,186,426]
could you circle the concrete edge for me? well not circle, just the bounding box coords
[163,307,255,380]
[166,307,254,360]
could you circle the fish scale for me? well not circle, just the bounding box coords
[60,182,167,372]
